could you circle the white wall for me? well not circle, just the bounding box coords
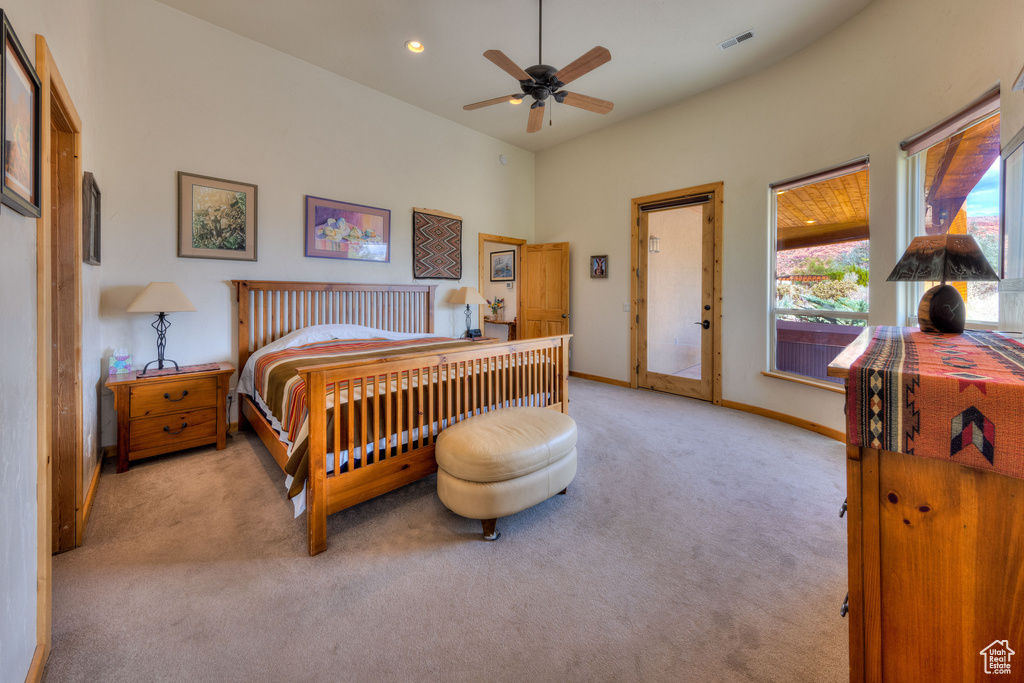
[534,0,1024,431]
[96,0,536,445]
[482,241,517,339]
[0,1,105,679]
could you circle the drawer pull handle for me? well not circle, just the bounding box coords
[164,390,189,402]
[164,422,188,435]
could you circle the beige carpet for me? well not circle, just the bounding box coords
[46,378,849,682]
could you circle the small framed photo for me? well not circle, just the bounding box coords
[306,195,390,262]
[490,250,516,282]
[178,172,257,261]
[82,171,100,265]
[1,12,42,218]
[590,255,608,278]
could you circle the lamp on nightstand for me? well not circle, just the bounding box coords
[886,234,999,333]
[448,286,488,338]
[127,282,196,374]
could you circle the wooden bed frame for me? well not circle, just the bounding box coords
[232,280,571,555]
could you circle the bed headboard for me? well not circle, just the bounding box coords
[232,280,438,371]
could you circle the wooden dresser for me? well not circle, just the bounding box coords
[106,362,234,473]
[829,328,1024,682]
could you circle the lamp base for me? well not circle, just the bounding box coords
[918,283,966,334]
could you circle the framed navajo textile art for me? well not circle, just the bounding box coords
[305,195,390,262]
[412,208,462,279]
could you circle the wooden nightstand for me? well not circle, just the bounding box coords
[106,362,234,473]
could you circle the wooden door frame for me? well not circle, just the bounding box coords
[478,233,526,333]
[630,182,723,404]
[31,34,83,679]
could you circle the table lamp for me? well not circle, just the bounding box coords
[886,234,998,334]
[127,282,197,374]
[448,286,488,338]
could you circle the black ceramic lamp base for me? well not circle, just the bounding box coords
[918,283,966,334]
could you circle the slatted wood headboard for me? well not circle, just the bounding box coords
[232,281,438,371]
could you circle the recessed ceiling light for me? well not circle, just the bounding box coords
[509,97,523,105]
[406,40,424,53]
[805,220,816,224]
[776,190,787,195]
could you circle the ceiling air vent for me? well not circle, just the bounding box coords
[718,30,755,50]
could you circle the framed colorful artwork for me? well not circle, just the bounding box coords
[82,171,100,265]
[490,250,515,282]
[306,195,390,262]
[590,255,608,278]
[1,12,42,218]
[178,172,258,261]
[412,207,461,279]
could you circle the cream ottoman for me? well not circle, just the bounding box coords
[435,407,577,540]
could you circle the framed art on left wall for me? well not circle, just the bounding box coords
[0,12,42,218]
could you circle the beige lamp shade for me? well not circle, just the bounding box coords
[448,286,488,305]
[127,282,197,313]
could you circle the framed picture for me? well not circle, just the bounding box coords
[490,250,516,282]
[1001,124,1024,285]
[1,12,42,218]
[82,171,100,265]
[306,195,390,262]
[591,255,608,278]
[178,172,257,261]
[412,208,461,278]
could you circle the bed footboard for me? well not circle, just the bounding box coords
[299,335,571,555]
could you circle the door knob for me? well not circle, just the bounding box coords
[562,313,571,319]
[694,320,710,329]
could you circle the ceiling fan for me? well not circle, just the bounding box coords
[463,0,614,133]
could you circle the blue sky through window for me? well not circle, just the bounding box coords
[965,159,1000,216]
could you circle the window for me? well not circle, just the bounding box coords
[902,90,1000,324]
[770,160,870,384]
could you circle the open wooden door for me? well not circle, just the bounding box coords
[521,242,570,338]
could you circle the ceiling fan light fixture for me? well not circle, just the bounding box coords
[509,97,523,104]
[405,40,425,53]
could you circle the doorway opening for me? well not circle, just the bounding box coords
[478,233,524,341]
[631,182,723,403]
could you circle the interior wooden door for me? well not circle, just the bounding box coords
[637,198,715,400]
[521,242,570,338]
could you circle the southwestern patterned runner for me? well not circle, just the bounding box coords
[848,326,1024,479]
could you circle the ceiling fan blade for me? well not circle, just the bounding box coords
[560,92,614,115]
[484,50,532,82]
[527,104,545,133]
[463,95,522,111]
[554,46,611,86]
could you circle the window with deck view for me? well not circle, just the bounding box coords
[771,160,870,384]
[903,91,1000,325]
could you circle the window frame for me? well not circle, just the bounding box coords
[768,158,871,388]
[900,93,1001,328]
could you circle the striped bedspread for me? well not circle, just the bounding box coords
[249,336,470,497]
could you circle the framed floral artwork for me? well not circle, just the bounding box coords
[1,12,42,218]
[306,195,390,262]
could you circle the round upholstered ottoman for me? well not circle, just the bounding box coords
[435,406,577,540]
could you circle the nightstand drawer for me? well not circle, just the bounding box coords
[129,377,218,418]
[129,407,218,452]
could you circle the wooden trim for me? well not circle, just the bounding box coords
[478,233,527,333]
[24,643,46,683]
[80,454,102,536]
[35,32,84,668]
[719,399,845,442]
[761,370,846,394]
[568,370,630,388]
[630,182,724,404]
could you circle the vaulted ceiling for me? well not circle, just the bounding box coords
[155,0,875,152]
